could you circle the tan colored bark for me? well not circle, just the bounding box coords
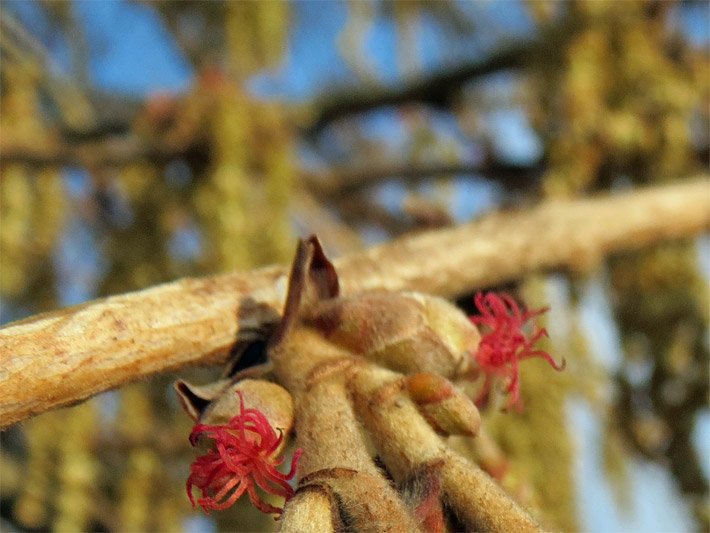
[1,177,708,427]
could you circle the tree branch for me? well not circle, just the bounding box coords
[305,159,544,199]
[303,20,578,135]
[0,135,201,167]
[1,177,708,428]
[2,137,542,197]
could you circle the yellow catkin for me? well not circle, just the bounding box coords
[197,85,252,271]
[195,8,294,272]
[0,64,65,299]
[13,411,65,530]
[253,103,295,264]
[392,1,421,77]
[155,494,185,533]
[535,0,701,196]
[53,402,99,533]
[0,63,45,143]
[99,163,175,295]
[254,2,290,69]
[0,452,21,499]
[225,3,289,75]
[153,484,189,533]
[0,165,33,297]
[119,448,159,532]
[116,383,156,531]
[33,169,66,254]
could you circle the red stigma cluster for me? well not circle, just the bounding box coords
[469,292,565,410]
[187,391,302,516]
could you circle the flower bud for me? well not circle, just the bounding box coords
[304,291,479,378]
[406,373,481,437]
[175,378,294,434]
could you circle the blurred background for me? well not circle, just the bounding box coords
[0,1,708,532]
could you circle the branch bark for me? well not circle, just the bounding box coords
[1,177,708,428]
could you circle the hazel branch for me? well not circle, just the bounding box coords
[268,242,539,531]
[1,178,709,427]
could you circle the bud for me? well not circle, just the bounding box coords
[186,389,302,516]
[406,373,481,437]
[175,378,295,441]
[304,291,478,378]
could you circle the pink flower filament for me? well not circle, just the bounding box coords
[469,292,565,410]
[187,391,302,516]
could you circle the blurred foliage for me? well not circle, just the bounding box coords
[0,0,707,531]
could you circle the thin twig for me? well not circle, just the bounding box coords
[1,177,708,427]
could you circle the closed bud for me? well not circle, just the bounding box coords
[304,291,479,378]
[406,373,481,437]
[175,378,294,435]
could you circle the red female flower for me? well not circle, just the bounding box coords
[187,391,302,516]
[469,292,565,410]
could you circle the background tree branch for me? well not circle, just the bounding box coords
[305,159,545,199]
[1,177,708,428]
[303,19,579,135]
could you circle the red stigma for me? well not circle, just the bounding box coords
[186,391,302,516]
[469,292,565,410]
